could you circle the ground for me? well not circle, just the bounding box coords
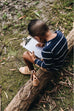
[0,0,73,111]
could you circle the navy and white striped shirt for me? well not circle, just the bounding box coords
[34,30,68,71]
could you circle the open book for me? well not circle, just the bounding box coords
[20,36,43,59]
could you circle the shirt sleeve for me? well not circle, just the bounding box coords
[34,59,46,68]
[34,48,53,69]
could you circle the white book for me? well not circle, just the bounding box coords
[20,36,43,59]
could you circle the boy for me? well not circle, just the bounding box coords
[19,19,68,74]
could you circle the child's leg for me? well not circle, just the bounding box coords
[23,51,34,71]
[24,59,34,70]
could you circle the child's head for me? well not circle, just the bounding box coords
[28,19,49,38]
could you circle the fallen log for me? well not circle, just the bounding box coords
[66,26,74,52]
[4,27,74,111]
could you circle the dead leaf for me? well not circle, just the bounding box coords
[4,91,8,99]
[68,66,72,71]
[65,77,72,88]
[4,47,7,54]
[34,11,40,17]
[9,69,16,71]
[1,62,5,65]
[1,33,4,36]
[59,81,68,87]
[59,80,72,88]
[66,77,72,85]
[55,22,58,27]
[2,57,6,60]
[60,72,64,76]
[60,107,64,111]
[19,15,26,20]
[65,7,72,9]
[43,104,46,108]
[60,77,63,80]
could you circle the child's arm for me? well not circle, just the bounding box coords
[28,48,53,70]
[34,59,46,69]
[27,51,46,68]
[34,49,53,69]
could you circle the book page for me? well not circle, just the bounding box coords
[20,36,43,59]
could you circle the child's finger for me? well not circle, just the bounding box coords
[28,51,34,56]
[32,51,35,58]
[36,43,40,47]
[36,44,38,46]
[27,51,30,54]
[32,51,34,55]
[27,51,32,56]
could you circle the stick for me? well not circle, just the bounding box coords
[63,69,74,77]
[0,44,5,55]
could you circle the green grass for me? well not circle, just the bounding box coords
[4,1,9,6]
[0,0,73,110]
[2,13,7,20]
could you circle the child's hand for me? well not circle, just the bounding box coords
[36,43,44,47]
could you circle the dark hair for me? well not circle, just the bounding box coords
[28,19,49,37]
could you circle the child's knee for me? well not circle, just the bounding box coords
[23,51,28,58]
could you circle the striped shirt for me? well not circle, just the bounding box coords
[34,30,68,71]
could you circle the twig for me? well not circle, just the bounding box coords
[46,85,60,94]
[15,57,25,65]
[35,104,45,111]
[52,97,65,100]
[60,107,64,111]
[15,63,20,70]
[65,76,73,88]
[63,69,74,77]
[58,90,65,106]
[39,100,48,103]
[6,38,19,45]
[4,91,8,99]
[0,44,5,55]
[59,81,72,88]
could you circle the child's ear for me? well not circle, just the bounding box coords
[34,36,40,42]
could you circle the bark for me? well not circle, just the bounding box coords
[4,28,74,111]
[66,27,74,51]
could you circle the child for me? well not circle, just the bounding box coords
[19,19,68,74]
